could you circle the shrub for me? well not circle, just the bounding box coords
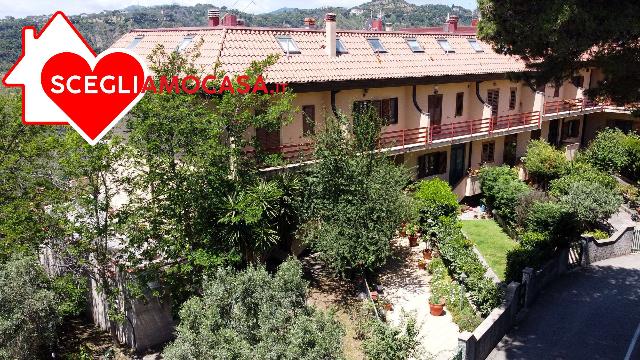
[362,316,419,360]
[504,232,554,283]
[413,178,459,229]
[550,162,618,197]
[622,133,640,180]
[524,200,577,244]
[557,180,623,230]
[478,165,519,205]
[514,190,548,228]
[0,256,60,360]
[523,140,568,187]
[583,128,630,173]
[478,165,530,225]
[163,259,345,359]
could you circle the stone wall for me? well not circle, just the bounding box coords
[582,226,635,265]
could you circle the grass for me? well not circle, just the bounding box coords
[461,219,517,281]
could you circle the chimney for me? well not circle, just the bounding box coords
[445,14,459,32]
[237,18,245,26]
[371,18,383,31]
[471,17,479,27]
[304,17,317,29]
[384,22,392,32]
[222,13,238,26]
[325,13,337,57]
[207,8,220,27]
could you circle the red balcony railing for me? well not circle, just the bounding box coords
[543,98,601,115]
[258,111,541,161]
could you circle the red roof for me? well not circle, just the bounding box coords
[111,26,528,84]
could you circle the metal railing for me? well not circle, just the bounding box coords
[543,97,601,115]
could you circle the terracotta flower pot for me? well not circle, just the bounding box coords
[370,291,378,301]
[384,302,393,311]
[408,235,419,247]
[423,249,432,260]
[418,260,426,270]
[429,301,445,316]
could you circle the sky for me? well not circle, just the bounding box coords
[0,0,477,18]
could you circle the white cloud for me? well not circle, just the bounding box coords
[0,0,476,18]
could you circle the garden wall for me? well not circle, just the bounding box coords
[581,226,636,265]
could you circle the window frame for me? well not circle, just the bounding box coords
[436,39,455,53]
[561,119,580,140]
[509,87,517,110]
[127,35,144,49]
[336,38,348,54]
[481,141,495,163]
[302,105,315,136]
[275,36,301,54]
[418,151,447,178]
[353,98,398,125]
[176,34,196,53]
[405,38,424,53]
[455,92,464,117]
[467,38,483,52]
[367,38,387,53]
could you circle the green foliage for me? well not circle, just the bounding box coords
[584,229,609,240]
[478,0,640,105]
[550,161,618,197]
[583,128,631,173]
[51,273,88,318]
[302,115,411,275]
[413,178,459,230]
[163,259,345,359]
[0,255,60,359]
[524,201,576,244]
[361,316,419,360]
[556,180,623,230]
[478,165,530,225]
[505,232,554,283]
[523,140,568,187]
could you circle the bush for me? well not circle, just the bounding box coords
[622,133,640,180]
[557,180,623,230]
[524,200,577,244]
[362,316,419,360]
[478,165,519,205]
[583,128,630,173]
[504,232,554,283]
[523,140,568,187]
[413,178,459,229]
[0,256,60,360]
[550,162,618,197]
[163,259,345,359]
[478,165,530,225]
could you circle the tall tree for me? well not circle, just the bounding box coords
[478,0,640,105]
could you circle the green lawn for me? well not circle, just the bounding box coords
[461,219,517,281]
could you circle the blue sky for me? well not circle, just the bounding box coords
[0,0,477,18]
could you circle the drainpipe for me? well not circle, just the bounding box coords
[475,81,486,104]
[412,85,425,114]
[331,90,340,117]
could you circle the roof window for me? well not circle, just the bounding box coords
[276,36,301,54]
[367,38,387,53]
[437,39,455,53]
[336,38,348,54]
[176,35,195,52]
[468,38,484,52]
[127,35,143,49]
[406,38,424,52]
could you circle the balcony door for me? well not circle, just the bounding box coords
[487,89,500,117]
[503,134,518,166]
[428,94,443,126]
[449,143,466,186]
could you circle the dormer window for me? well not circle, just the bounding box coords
[406,38,424,53]
[127,35,143,49]
[336,38,348,54]
[276,36,301,54]
[176,35,195,52]
[468,38,483,52]
[367,38,387,53]
[437,39,455,53]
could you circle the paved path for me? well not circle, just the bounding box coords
[488,254,640,360]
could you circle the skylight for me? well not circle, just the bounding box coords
[367,38,387,53]
[276,36,301,54]
[468,38,484,52]
[406,38,424,53]
[127,35,143,49]
[437,39,455,53]
[176,35,195,52]
[336,38,348,54]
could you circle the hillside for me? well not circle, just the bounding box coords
[0,0,473,72]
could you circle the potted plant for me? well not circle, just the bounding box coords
[407,224,420,247]
[370,290,379,301]
[417,258,426,270]
[399,222,407,237]
[422,248,432,260]
[423,235,435,260]
[429,292,445,316]
[381,299,393,312]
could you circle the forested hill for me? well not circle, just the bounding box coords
[0,0,473,72]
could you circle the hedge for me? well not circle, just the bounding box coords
[478,166,530,226]
[413,178,459,231]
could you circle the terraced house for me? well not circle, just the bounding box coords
[113,10,639,199]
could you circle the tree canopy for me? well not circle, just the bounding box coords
[478,0,640,105]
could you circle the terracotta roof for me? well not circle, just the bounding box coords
[111,26,529,84]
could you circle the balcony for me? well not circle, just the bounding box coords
[257,111,541,161]
[543,98,602,119]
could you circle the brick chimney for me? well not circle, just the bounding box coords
[207,9,220,27]
[304,17,317,29]
[325,13,336,57]
[222,13,238,26]
[371,18,383,31]
[444,14,459,32]
[471,17,479,27]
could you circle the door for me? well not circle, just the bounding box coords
[449,144,466,186]
[503,134,518,166]
[548,119,560,147]
[428,94,443,126]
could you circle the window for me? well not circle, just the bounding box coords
[176,35,195,52]
[428,94,443,125]
[406,38,424,52]
[276,36,300,54]
[509,87,517,110]
[571,75,584,88]
[127,35,143,49]
[487,89,500,116]
[418,151,447,178]
[367,38,387,53]
[561,119,580,139]
[437,39,455,53]
[531,129,541,140]
[481,141,495,163]
[302,105,315,136]
[468,38,483,52]
[336,38,348,54]
[455,92,464,117]
[553,83,561,97]
[353,98,398,125]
